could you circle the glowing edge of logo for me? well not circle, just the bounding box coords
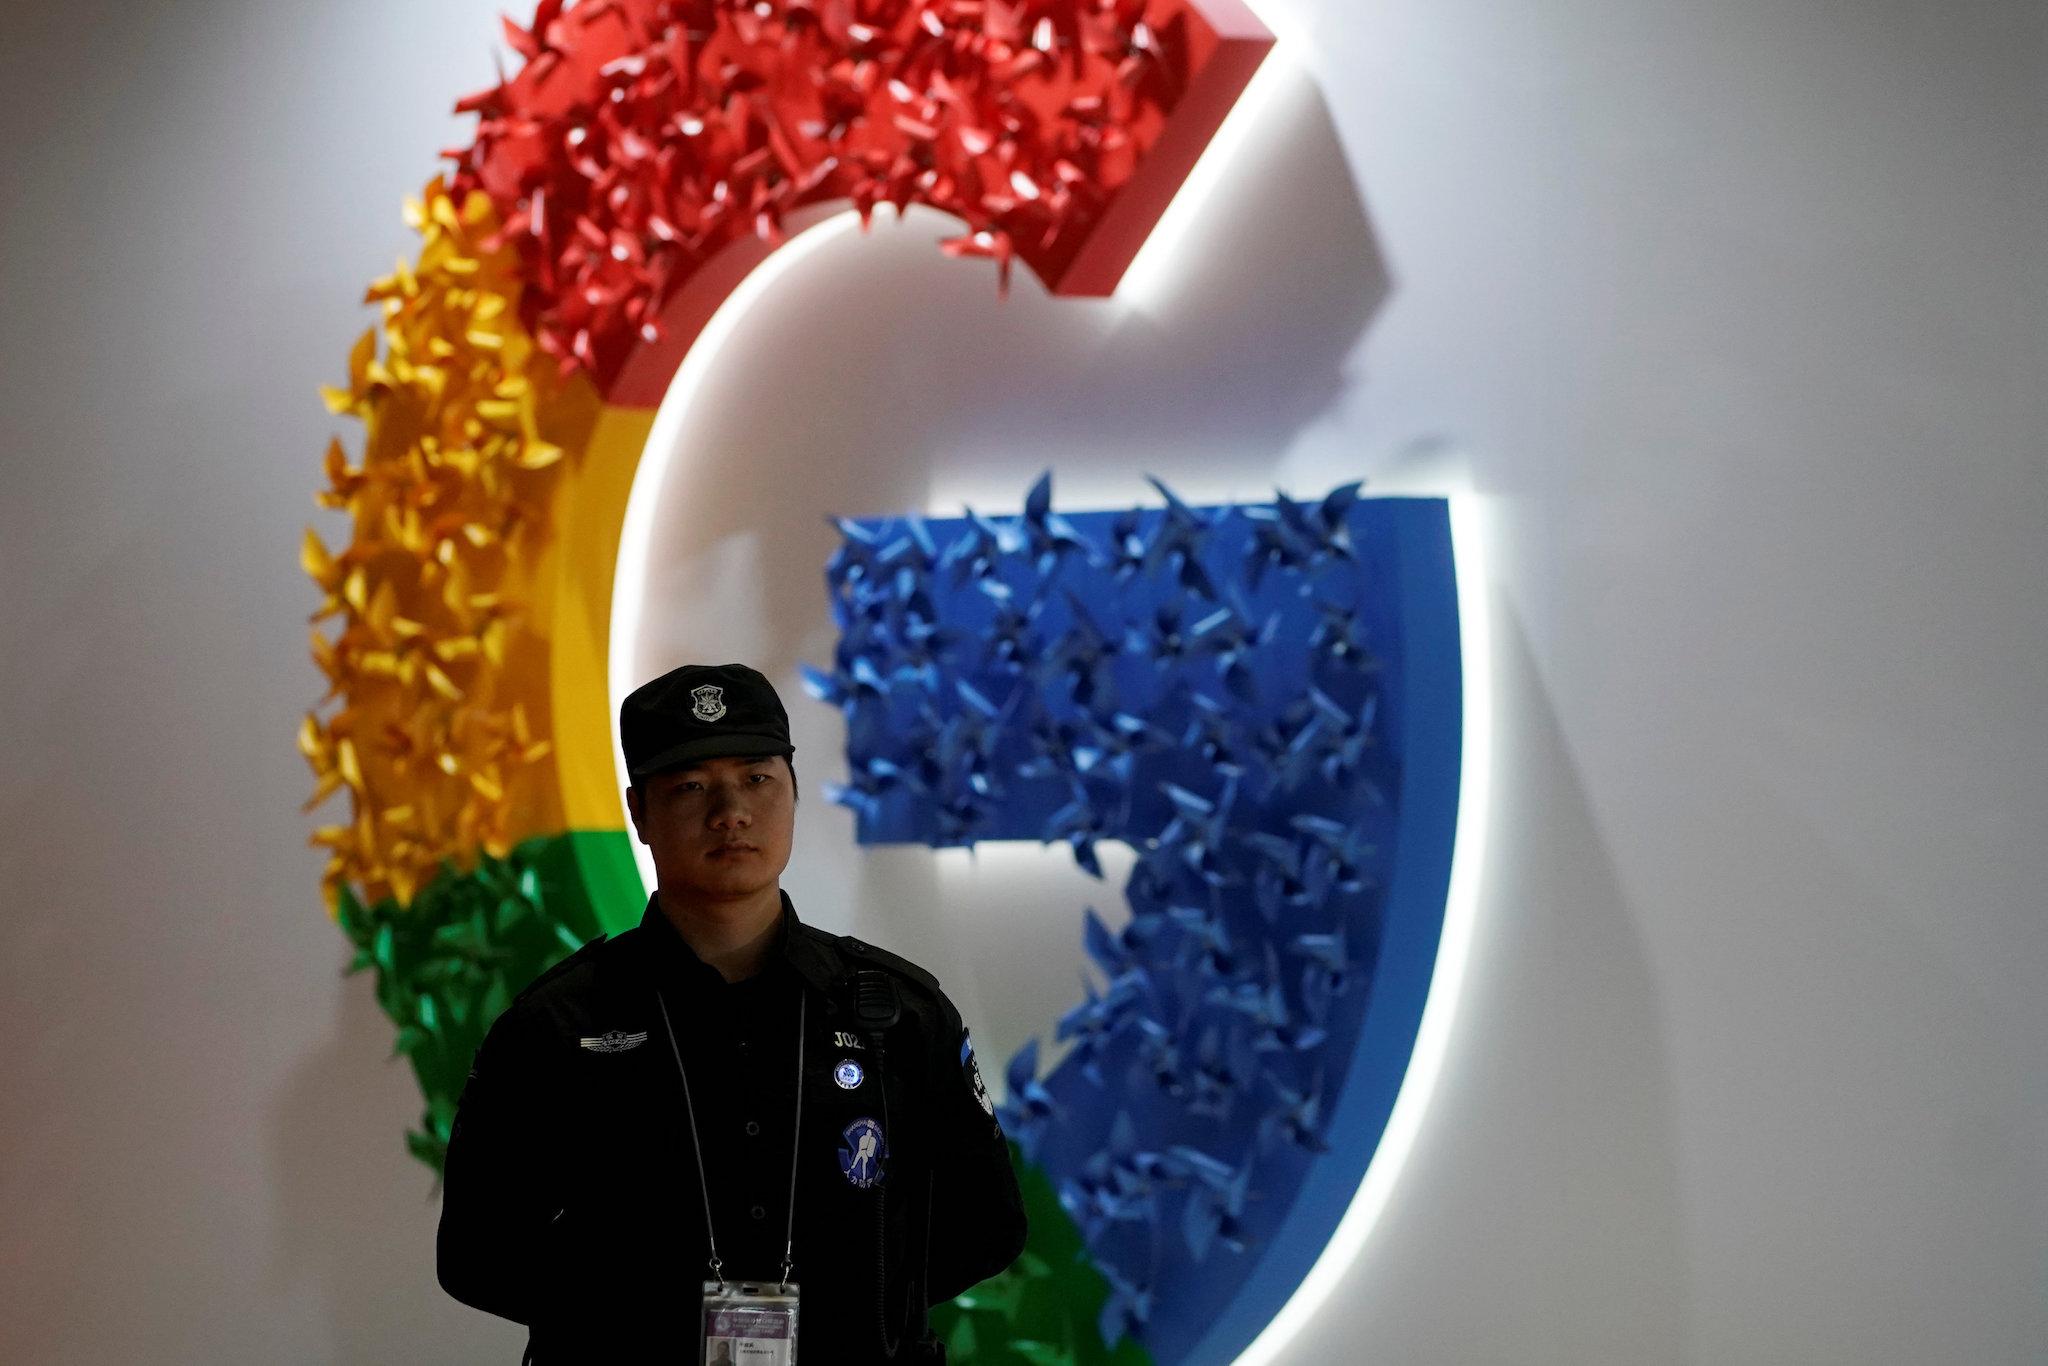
[1117,15,1299,313]
[1234,491,1494,1364]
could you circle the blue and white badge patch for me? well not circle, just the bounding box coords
[833,1058,864,1090]
[962,1031,994,1116]
[838,1117,886,1188]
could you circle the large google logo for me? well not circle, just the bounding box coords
[303,2,1489,1360]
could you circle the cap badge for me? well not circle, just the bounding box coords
[690,684,727,722]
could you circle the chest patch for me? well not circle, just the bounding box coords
[578,1029,649,1053]
[838,1116,887,1189]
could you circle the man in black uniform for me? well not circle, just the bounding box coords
[437,662,1028,1363]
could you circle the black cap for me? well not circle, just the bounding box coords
[620,662,795,778]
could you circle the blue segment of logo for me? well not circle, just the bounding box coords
[833,1058,864,1090]
[838,1116,886,1188]
[806,476,1463,1361]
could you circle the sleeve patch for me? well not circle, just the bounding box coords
[962,1030,995,1117]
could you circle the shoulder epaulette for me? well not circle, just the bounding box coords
[834,932,942,998]
[513,931,608,1003]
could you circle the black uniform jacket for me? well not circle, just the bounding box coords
[437,890,1028,1363]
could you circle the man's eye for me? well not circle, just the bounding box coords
[750,772,769,783]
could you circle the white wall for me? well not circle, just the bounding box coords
[1,0,2041,1362]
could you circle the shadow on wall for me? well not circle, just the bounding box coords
[269,955,525,1364]
[1295,596,1695,1363]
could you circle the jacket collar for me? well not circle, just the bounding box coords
[635,887,847,1002]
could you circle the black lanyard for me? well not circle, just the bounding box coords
[654,983,806,1291]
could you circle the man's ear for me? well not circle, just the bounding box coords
[624,783,647,845]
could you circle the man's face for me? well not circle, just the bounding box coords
[625,754,796,909]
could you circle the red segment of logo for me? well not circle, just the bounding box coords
[444,0,1273,402]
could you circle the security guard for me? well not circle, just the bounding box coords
[438,663,1028,1363]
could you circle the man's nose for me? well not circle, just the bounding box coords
[707,785,752,827]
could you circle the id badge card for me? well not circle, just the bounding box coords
[700,1280,799,1365]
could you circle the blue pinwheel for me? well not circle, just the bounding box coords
[1256,1066,1330,1155]
[819,754,903,831]
[1205,945,1327,1054]
[823,514,891,604]
[1272,479,1364,569]
[1020,470,1094,580]
[1131,1014,1189,1099]
[1043,779,1119,879]
[939,506,1025,590]
[1062,1111,1178,1243]
[1141,474,1221,600]
[1307,597,1378,672]
[888,609,954,693]
[1103,507,1149,584]
[1298,685,1383,790]
[1178,690,1246,778]
[1246,695,1321,796]
[1040,589,1122,708]
[1095,1259,1156,1350]
[1290,925,1354,1026]
[1239,493,1319,593]
[1154,778,1239,889]
[977,579,1041,674]
[1126,603,1197,673]
[797,652,890,711]
[1184,1020,1257,1122]
[1187,590,1281,703]
[1082,904,1148,982]
[1168,1142,1257,1262]
[1057,977,1135,1087]
[937,678,1018,799]
[1070,708,1168,786]
[996,1037,1060,1162]
[1243,829,1319,924]
[1165,902,1235,977]
[872,512,941,589]
[1017,713,1089,790]
[1290,813,1377,896]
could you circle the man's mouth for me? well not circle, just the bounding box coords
[709,844,758,857]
